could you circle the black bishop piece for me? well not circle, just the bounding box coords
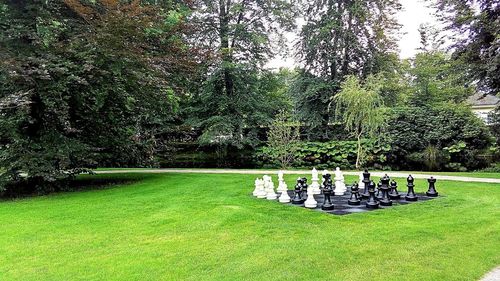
[405,175,418,201]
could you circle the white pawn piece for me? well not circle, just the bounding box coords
[253,178,261,196]
[266,181,278,200]
[310,167,321,195]
[304,180,317,208]
[278,185,291,203]
[358,172,364,190]
[334,167,347,195]
[256,178,267,199]
[277,170,288,193]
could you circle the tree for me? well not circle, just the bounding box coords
[293,0,401,138]
[0,0,198,193]
[407,51,473,106]
[187,0,297,149]
[430,0,500,94]
[266,111,300,169]
[334,75,386,169]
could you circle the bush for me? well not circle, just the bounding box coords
[255,140,391,169]
[384,105,494,171]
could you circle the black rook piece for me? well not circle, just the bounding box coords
[321,174,335,210]
[379,174,393,206]
[389,179,401,200]
[361,169,371,198]
[405,175,418,202]
[348,182,361,205]
[292,178,304,204]
[365,181,380,209]
[426,177,438,197]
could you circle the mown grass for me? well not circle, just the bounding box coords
[0,173,499,281]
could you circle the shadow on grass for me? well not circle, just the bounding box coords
[1,173,156,200]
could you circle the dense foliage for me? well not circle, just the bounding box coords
[0,0,197,193]
[431,0,500,94]
[385,105,493,171]
[256,140,391,170]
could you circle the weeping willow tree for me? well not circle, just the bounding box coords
[334,75,386,168]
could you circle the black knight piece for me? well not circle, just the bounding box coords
[405,175,418,201]
[389,179,401,199]
[365,181,380,209]
[379,174,392,206]
[361,169,371,198]
[426,177,439,197]
[292,177,304,204]
[321,174,335,210]
[348,182,361,205]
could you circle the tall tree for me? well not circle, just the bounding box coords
[293,0,401,139]
[188,0,297,149]
[334,75,386,169]
[0,0,198,193]
[430,0,500,94]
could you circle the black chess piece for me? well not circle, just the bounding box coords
[321,174,335,210]
[348,182,361,205]
[389,179,401,200]
[301,177,309,200]
[405,175,418,201]
[426,177,438,197]
[292,178,304,204]
[361,169,371,198]
[376,182,382,199]
[379,174,392,206]
[365,181,379,209]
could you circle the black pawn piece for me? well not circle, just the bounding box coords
[301,177,309,200]
[361,169,371,198]
[292,178,304,204]
[365,181,380,209]
[379,174,392,206]
[321,174,334,210]
[376,182,382,199]
[389,179,401,200]
[405,175,418,202]
[348,182,361,205]
[426,177,438,197]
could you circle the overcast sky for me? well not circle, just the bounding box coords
[266,0,438,69]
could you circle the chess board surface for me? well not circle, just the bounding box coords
[280,189,437,215]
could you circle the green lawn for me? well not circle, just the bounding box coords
[0,173,499,281]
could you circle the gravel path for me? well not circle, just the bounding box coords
[94,168,500,183]
[480,266,500,281]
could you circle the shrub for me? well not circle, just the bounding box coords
[384,105,494,171]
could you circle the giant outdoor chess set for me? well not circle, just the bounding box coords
[252,168,439,215]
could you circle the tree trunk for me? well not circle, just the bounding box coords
[355,131,362,169]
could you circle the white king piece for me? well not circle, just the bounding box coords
[277,170,288,193]
[334,167,346,195]
[310,167,321,195]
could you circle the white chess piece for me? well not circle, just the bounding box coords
[277,170,288,193]
[256,178,267,198]
[304,180,317,208]
[358,172,364,190]
[278,184,291,203]
[310,168,321,195]
[334,167,346,195]
[266,181,277,200]
[252,178,261,196]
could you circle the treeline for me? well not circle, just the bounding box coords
[0,0,499,194]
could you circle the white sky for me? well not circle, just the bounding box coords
[266,0,439,69]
